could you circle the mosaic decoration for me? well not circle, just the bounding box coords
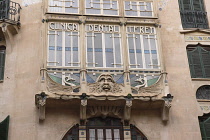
[185,36,210,41]
[48,72,80,86]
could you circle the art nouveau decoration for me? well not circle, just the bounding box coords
[46,72,80,93]
[87,74,123,94]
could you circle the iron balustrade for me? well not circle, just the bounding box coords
[0,0,21,24]
[180,10,209,29]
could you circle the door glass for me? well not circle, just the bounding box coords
[114,129,120,140]
[97,129,103,140]
[106,129,112,140]
[89,129,95,140]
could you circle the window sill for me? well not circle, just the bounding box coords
[197,99,210,102]
[179,28,210,34]
[45,12,158,19]
[192,78,210,81]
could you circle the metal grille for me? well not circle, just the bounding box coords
[0,0,21,24]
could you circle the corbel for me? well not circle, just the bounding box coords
[124,94,133,125]
[162,94,173,121]
[80,93,88,125]
[35,92,48,121]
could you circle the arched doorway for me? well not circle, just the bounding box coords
[62,117,148,140]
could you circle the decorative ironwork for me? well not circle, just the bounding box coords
[180,10,209,29]
[0,0,21,24]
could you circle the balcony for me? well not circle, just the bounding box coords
[180,10,209,29]
[0,0,21,25]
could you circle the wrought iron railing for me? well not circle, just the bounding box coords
[0,0,21,24]
[180,10,209,29]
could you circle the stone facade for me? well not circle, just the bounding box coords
[0,0,210,140]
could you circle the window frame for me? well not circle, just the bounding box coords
[48,0,80,14]
[178,0,209,29]
[126,25,160,70]
[47,22,80,68]
[85,24,123,69]
[85,0,119,16]
[124,0,154,18]
[0,46,6,82]
[187,44,210,78]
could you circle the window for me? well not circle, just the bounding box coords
[199,115,210,140]
[126,26,159,69]
[0,115,10,140]
[86,24,122,68]
[62,124,79,140]
[62,117,148,140]
[85,0,119,16]
[196,85,210,100]
[187,44,210,78]
[47,22,80,67]
[0,46,6,81]
[124,1,153,17]
[178,0,208,29]
[48,0,79,14]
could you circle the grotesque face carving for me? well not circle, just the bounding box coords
[97,74,115,92]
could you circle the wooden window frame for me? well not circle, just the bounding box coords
[0,46,6,82]
[187,44,210,78]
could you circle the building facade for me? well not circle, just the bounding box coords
[0,0,210,140]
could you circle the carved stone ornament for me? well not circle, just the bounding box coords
[46,73,80,94]
[88,74,123,94]
[35,92,48,121]
[80,99,87,121]
[131,74,164,97]
[126,99,133,107]
[162,95,173,121]
[87,106,123,118]
[81,99,87,106]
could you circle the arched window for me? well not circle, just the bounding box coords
[62,117,148,140]
[187,44,210,78]
[62,124,79,140]
[0,46,6,81]
[196,85,210,100]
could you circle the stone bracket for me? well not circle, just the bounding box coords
[80,99,87,123]
[162,94,173,121]
[124,98,132,125]
[35,92,48,121]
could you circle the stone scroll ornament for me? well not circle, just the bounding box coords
[88,74,123,93]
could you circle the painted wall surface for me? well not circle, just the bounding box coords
[0,0,210,140]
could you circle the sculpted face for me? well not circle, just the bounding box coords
[98,75,114,91]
